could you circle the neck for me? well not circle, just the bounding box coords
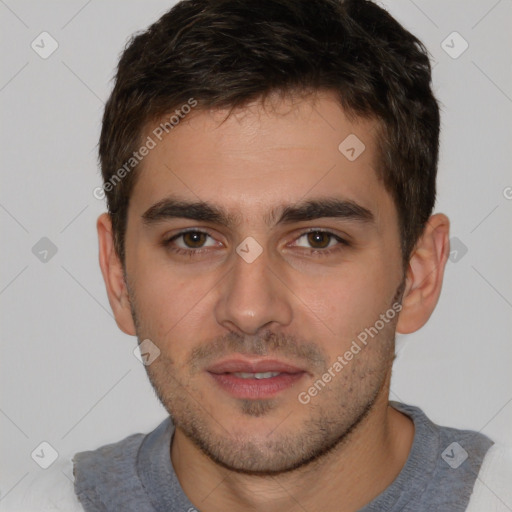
[171,382,414,512]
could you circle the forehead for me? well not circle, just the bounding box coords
[130,91,392,224]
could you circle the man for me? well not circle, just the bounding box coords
[7,0,511,510]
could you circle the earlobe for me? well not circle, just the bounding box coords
[396,213,450,334]
[97,213,137,336]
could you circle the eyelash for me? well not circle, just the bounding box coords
[162,228,349,258]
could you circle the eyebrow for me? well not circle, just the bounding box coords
[142,196,375,227]
[275,198,374,225]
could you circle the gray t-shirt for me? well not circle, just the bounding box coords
[73,402,493,511]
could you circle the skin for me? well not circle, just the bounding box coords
[98,91,450,512]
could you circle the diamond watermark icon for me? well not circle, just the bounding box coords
[31,32,59,59]
[448,237,468,263]
[338,134,366,162]
[32,237,58,263]
[134,339,161,366]
[31,441,59,469]
[441,31,468,59]
[441,442,468,469]
[236,237,263,263]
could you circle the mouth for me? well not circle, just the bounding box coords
[207,357,307,400]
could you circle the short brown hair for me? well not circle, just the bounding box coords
[99,0,440,264]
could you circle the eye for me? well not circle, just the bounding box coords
[293,230,348,252]
[164,230,218,252]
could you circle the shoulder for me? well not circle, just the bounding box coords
[466,443,512,511]
[73,431,146,471]
[1,431,147,511]
[0,458,83,512]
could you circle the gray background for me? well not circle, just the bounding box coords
[1,0,511,504]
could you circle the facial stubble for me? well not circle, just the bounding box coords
[127,277,403,475]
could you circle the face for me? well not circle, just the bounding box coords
[121,92,405,473]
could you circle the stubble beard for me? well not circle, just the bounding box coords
[127,276,403,475]
[134,327,395,475]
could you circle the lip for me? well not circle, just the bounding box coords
[207,357,305,374]
[206,357,307,400]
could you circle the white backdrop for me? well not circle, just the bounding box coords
[1,0,511,504]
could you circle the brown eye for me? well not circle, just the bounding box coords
[306,231,332,249]
[292,230,348,254]
[163,229,220,258]
[182,231,208,248]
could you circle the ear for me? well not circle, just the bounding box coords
[396,213,450,334]
[97,213,136,336]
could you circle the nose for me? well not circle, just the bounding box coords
[214,246,293,335]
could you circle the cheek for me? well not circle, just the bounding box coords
[128,254,217,341]
[294,258,394,346]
